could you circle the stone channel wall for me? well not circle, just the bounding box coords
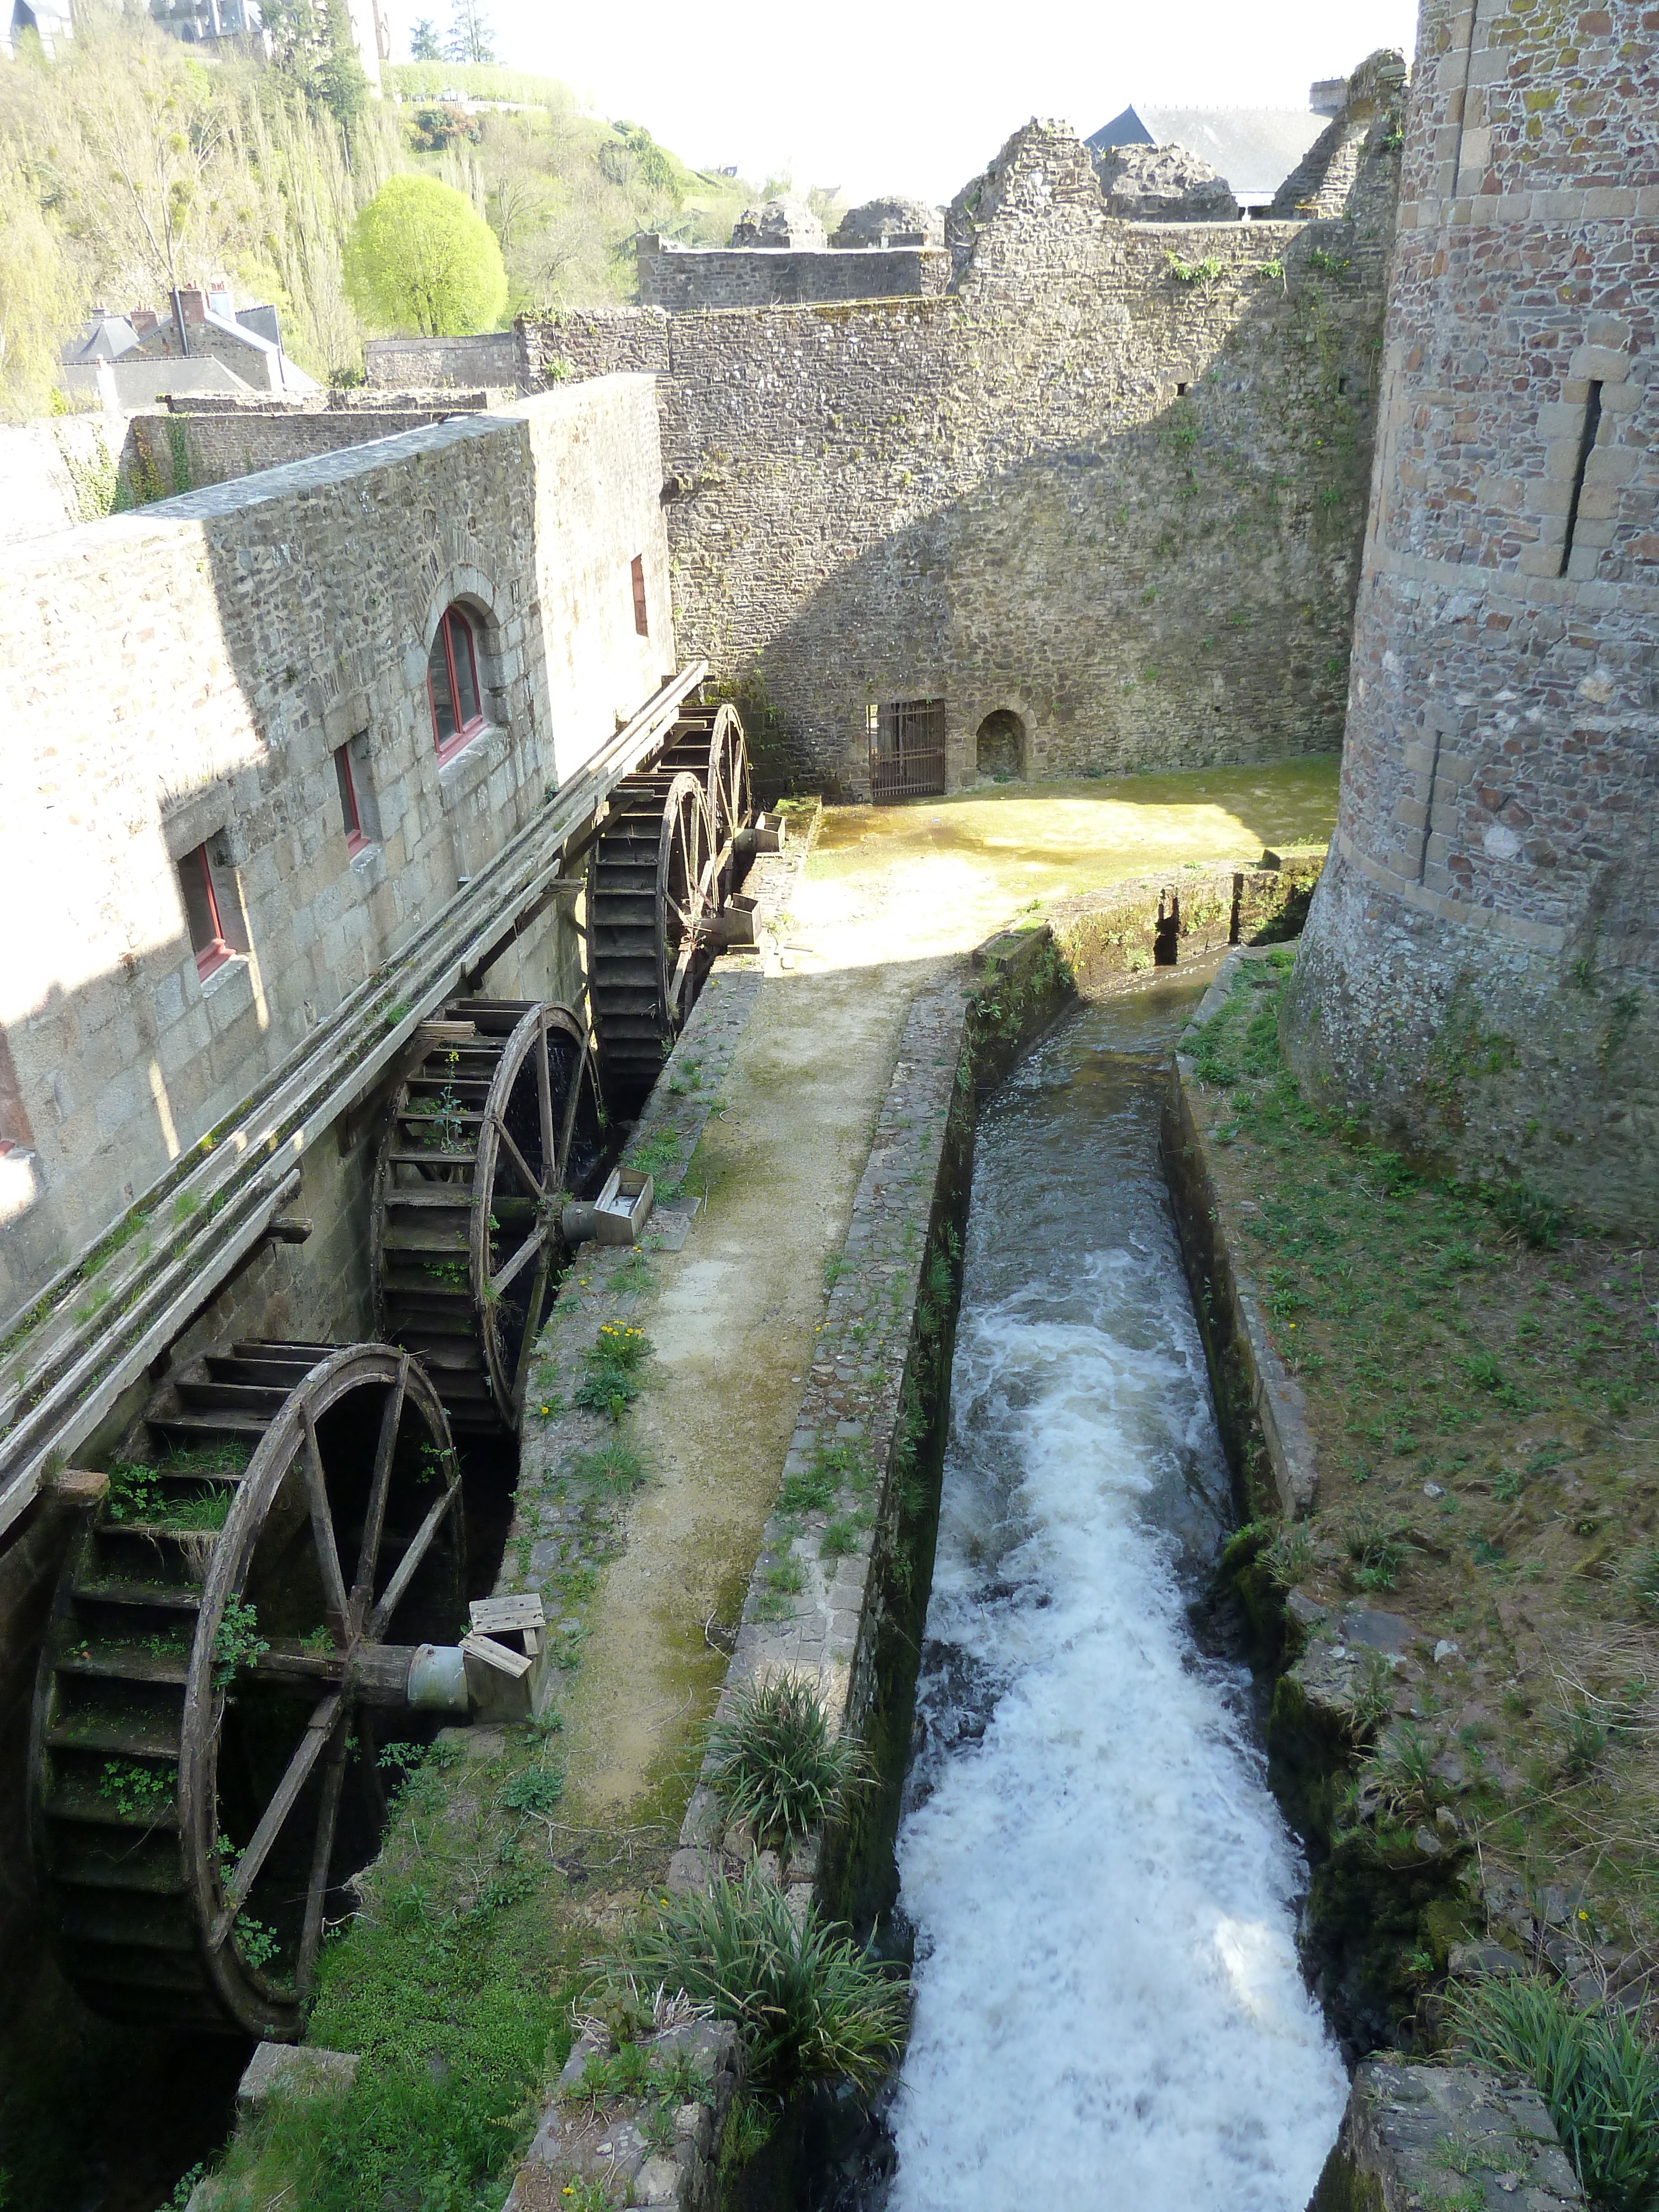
[524,74,1404,798]
[1285,0,1659,1229]
[661,857,1328,1919]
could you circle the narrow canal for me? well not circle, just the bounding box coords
[887,969,1345,2208]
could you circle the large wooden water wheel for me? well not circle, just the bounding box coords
[372,1000,604,1437]
[655,703,753,904]
[587,770,718,1114]
[30,1343,467,2037]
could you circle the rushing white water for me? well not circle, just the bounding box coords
[890,980,1347,2212]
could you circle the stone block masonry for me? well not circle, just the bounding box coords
[525,67,1406,798]
[1285,0,1658,1228]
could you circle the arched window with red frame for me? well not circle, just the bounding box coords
[427,604,484,758]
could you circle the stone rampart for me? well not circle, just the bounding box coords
[1285,0,1658,1227]
[636,234,951,309]
[364,331,520,387]
[128,400,498,495]
[524,86,1402,797]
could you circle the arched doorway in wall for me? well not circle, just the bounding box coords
[976,709,1027,781]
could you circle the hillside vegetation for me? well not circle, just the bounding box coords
[0,3,757,415]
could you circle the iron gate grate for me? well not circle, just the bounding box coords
[868,698,946,802]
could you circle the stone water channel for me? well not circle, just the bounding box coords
[873,968,1347,2209]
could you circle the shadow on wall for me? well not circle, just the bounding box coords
[690,300,1376,804]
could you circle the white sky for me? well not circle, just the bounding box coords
[382,0,1424,205]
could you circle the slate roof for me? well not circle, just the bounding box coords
[1086,103,1328,205]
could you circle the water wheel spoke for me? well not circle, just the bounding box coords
[513,1243,554,1408]
[535,1022,556,1182]
[491,1112,546,1202]
[301,1408,349,1636]
[554,1033,592,1188]
[350,1357,407,1633]
[298,1718,349,1994]
[216,1689,345,1934]
[488,1223,546,1301]
[366,1479,459,1641]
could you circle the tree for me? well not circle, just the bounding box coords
[0,161,82,419]
[312,0,370,136]
[346,173,506,334]
[445,0,495,64]
[409,17,441,58]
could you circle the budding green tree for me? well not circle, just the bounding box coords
[346,174,507,336]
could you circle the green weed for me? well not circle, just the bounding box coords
[706,1676,868,1848]
[1448,1976,1659,2211]
[618,1867,908,2093]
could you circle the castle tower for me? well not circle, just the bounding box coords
[1285,0,1658,1228]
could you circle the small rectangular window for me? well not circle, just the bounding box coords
[335,744,367,855]
[179,843,233,980]
[630,555,649,638]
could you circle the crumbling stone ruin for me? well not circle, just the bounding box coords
[541,61,1405,799]
[729,194,826,248]
[831,195,944,247]
[1090,140,1240,223]
[1286,0,1657,1229]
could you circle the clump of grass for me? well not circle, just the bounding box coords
[1357,1720,1440,1823]
[1345,1520,1405,1592]
[619,1866,907,2092]
[1347,1647,1396,1741]
[818,1513,865,1561]
[570,1442,648,1496]
[777,1463,837,1516]
[1448,1976,1659,2211]
[706,1676,867,1848]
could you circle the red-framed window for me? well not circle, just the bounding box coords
[427,605,484,759]
[179,843,234,981]
[335,744,368,855]
[630,555,649,638]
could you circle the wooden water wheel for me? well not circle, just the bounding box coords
[372,1000,604,1437]
[30,1343,466,2038]
[587,770,717,1114]
[654,703,753,903]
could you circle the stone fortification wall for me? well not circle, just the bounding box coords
[364,331,520,387]
[1285,0,1658,1227]
[525,81,1402,797]
[0,377,672,1322]
[635,235,951,309]
[128,397,500,495]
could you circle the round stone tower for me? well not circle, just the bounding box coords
[1284,0,1657,1229]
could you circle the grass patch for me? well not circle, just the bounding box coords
[705,1675,867,1848]
[1186,958,1659,1953]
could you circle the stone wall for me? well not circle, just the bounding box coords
[635,234,951,309]
[364,331,520,387]
[129,397,500,495]
[0,377,673,1323]
[525,84,1402,798]
[1285,0,1659,1228]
